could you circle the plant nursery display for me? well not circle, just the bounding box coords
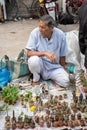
[0,71,87,130]
[2,88,87,129]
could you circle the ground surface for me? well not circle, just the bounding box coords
[0,19,79,59]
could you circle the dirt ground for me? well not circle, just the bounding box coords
[0,19,79,59]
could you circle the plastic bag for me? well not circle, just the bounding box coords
[0,67,11,86]
[65,30,81,73]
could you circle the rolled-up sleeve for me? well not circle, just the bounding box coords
[26,29,37,51]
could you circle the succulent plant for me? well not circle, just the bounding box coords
[2,86,19,104]
[80,73,87,87]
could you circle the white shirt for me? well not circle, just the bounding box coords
[26,27,68,70]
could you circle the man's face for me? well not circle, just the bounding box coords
[39,20,53,38]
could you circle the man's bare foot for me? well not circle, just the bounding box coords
[31,81,40,87]
[51,80,58,87]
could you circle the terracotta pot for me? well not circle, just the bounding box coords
[11,101,16,105]
[21,100,24,105]
[58,120,63,127]
[12,123,17,129]
[72,107,77,113]
[34,116,39,124]
[68,120,74,128]
[55,115,59,121]
[5,116,10,122]
[5,122,11,130]
[71,114,75,120]
[77,113,82,120]
[82,87,87,93]
[64,120,68,126]
[39,120,44,127]
[46,109,50,115]
[49,115,54,122]
[18,116,23,123]
[80,106,85,113]
[53,121,59,127]
[80,119,86,126]
[30,122,35,128]
[24,123,29,129]
[73,120,80,127]
[46,121,51,128]
[73,97,78,103]
[17,122,23,129]
[63,93,68,99]
[58,95,63,100]
[76,103,80,110]
[11,117,16,123]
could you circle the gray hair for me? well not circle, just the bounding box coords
[40,15,57,27]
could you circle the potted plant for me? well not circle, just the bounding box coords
[5,121,11,130]
[80,104,85,113]
[46,120,51,128]
[11,110,16,123]
[5,115,10,122]
[63,93,68,99]
[5,104,10,122]
[77,112,82,120]
[12,122,17,130]
[30,119,35,128]
[80,73,87,93]
[18,115,23,123]
[39,119,44,127]
[24,122,29,129]
[2,86,19,105]
[58,95,63,100]
[80,119,86,127]
[58,120,63,127]
[63,119,68,126]
[68,120,74,128]
[70,114,75,120]
[53,120,59,128]
[25,91,32,99]
[34,116,39,124]
[73,120,80,127]
[17,122,23,129]
[83,114,87,123]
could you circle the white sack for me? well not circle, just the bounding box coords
[66,30,81,73]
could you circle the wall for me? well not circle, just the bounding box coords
[0,0,7,19]
[58,0,66,12]
[6,0,40,20]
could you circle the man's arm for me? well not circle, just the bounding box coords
[27,50,45,57]
[59,32,67,67]
[60,56,66,67]
[27,50,58,63]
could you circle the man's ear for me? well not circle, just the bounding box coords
[50,25,54,30]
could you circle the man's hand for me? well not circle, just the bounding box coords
[27,50,58,63]
[45,52,58,63]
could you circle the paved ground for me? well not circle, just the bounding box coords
[0,19,79,59]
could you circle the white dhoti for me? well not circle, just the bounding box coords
[28,56,70,87]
